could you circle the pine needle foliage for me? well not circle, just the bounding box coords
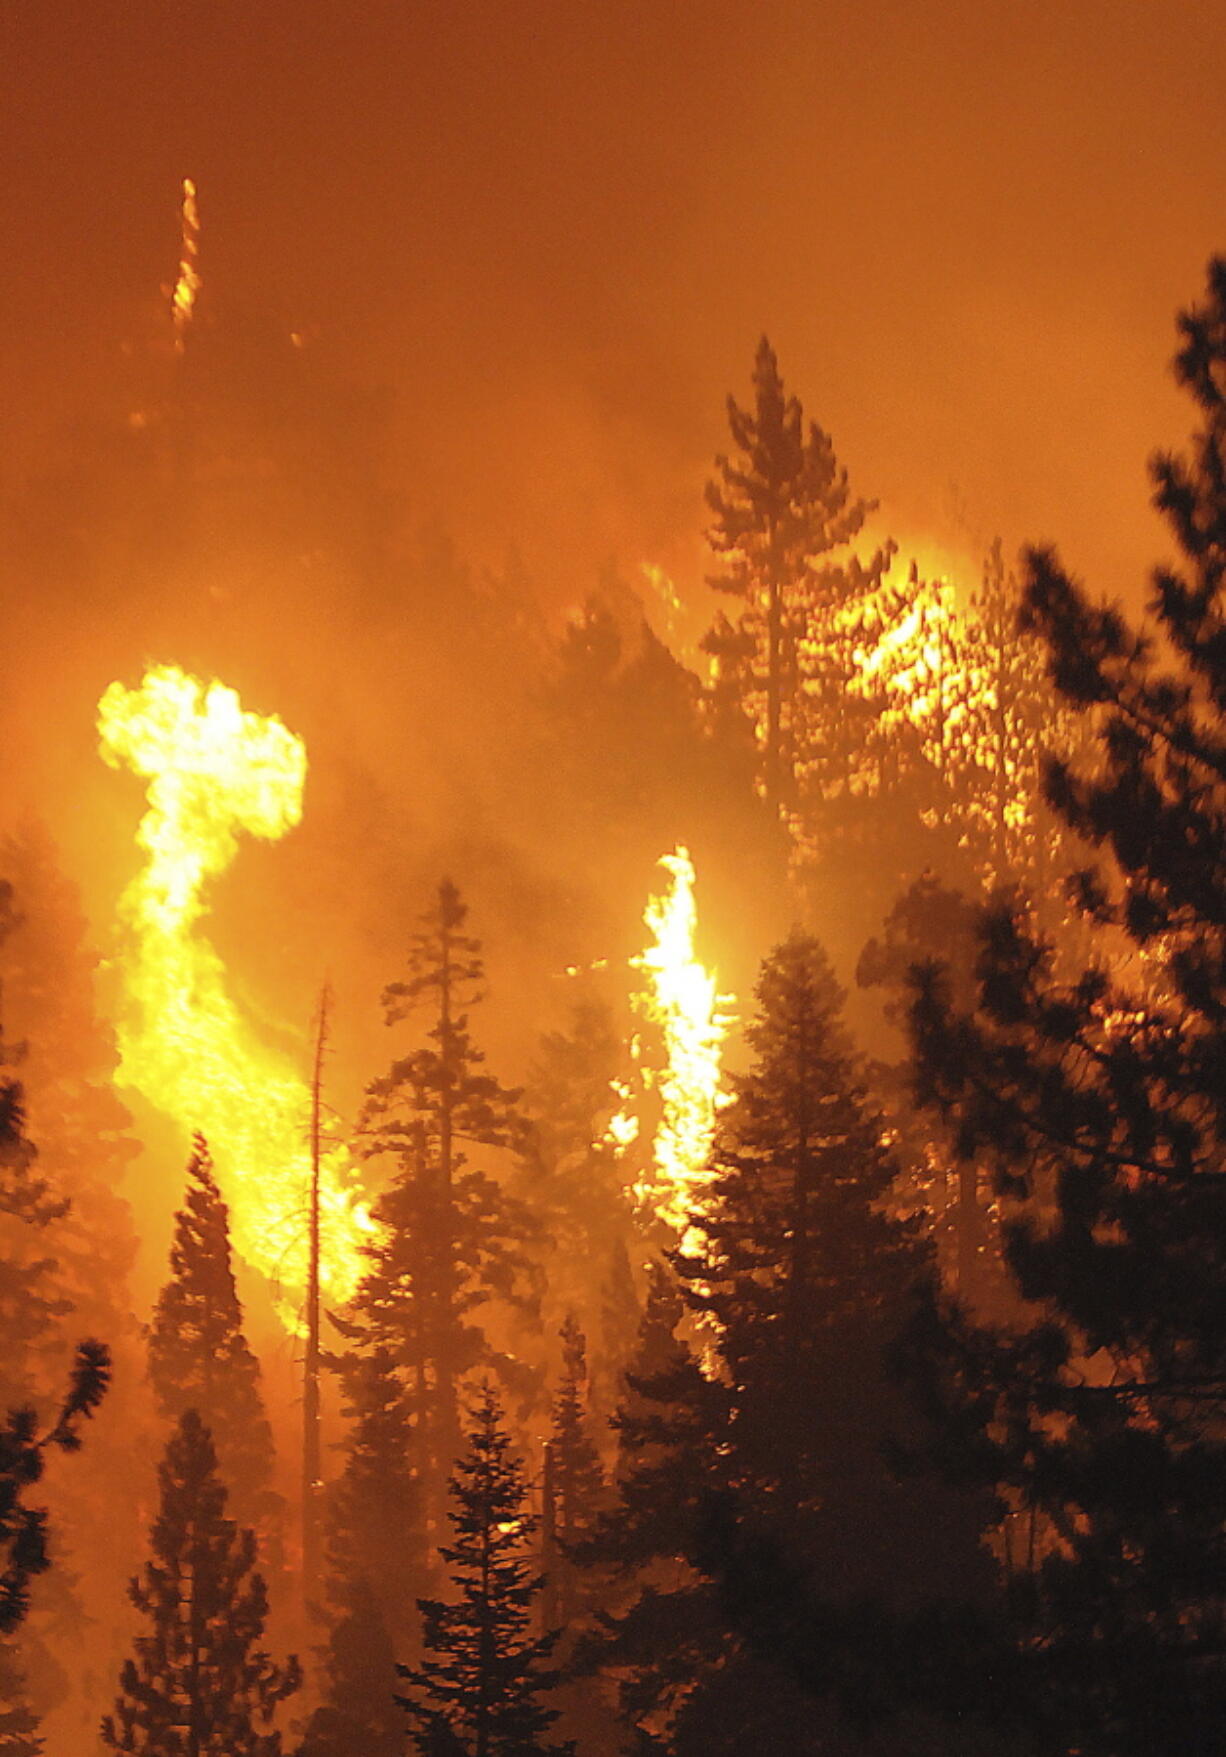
[147,1137,277,1533]
[353,881,539,1532]
[906,257,1226,1754]
[396,1384,571,1757]
[101,1410,299,1756]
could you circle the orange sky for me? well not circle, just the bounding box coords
[3,0,1225,618]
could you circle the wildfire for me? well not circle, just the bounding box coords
[610,847,733,1250]
[98,666,371,1326]
[170,177,201,350]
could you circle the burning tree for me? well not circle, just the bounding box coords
[905,257,1226,1754]
[705,337,891,811]
[395,1384,571,1757]
[101,1410,299,1756]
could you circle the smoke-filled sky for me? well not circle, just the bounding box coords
[4,0,1226,612]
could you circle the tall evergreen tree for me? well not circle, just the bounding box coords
[395,1384,571,1757]
[541,1318,606,1628]
[300,1347,421,1757]
[147,1137,278,1537]
[101,1410,299,1755]
[351,881,539,1538]
[905,257,1226,1754]
[705,336,889,809]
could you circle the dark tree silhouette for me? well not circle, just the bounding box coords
[395,1384,571,1757]
[350,880,539,1538]
[541,1317,606,1628]
[101,1410,299,1756]
[0,1343,110,1637]
[906,257,1226,1755]
[301,1347,421,1757]
[706,337,888,809]
[147,1137,278,1538]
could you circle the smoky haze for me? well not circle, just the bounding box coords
[4,0,1224,1244]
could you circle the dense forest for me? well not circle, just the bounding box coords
[4,205,1226,1754]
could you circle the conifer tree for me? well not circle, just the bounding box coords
[101,1410,299,1755]
[905,257,1226,1753]
[395,1384,571,1757]
[301,1348,421,1757]
[147,1138,277,1536]
[541,1318,606,1627]
[299,1578,401,1757]
[517,1002,637,1388]
[351,881,539,1537]
[705,337,889,809]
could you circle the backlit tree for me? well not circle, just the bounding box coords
[706,336,890,810]
[147,1137,278,1538]
[395,1384,570,1757]
[101,1410,299,1755]
[906,256,1226,1754]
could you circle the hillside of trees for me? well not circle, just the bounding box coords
[2,256,1226,1756]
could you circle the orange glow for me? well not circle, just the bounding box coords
[170,177,201,351]
[98,666,372,1328]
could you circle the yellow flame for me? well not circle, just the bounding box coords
[615,847,733,1250]
[171,177,201,351]
[98,666,372,1326]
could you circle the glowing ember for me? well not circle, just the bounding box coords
[170,177,201,350]
[98,665,371,1325]
[614,847,733,1249]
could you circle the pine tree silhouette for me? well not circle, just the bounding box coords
[147,1136,278,1537]
[101,1410,298,1755]
[396,1384,571,1757]
[905,257,1226,1753]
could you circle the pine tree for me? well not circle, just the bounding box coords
[0,1342,110,1637]
[147,1137,278,1539]
[0,912,71,1416]
[299,1577,401,1757]
[101,1410,299,1756]
[583,941,993,1753]
[352,881,539,1537]
[541,1318,606,1627]
[301,1347,422,1757]
[395,1384,571,1757]
[705,336,890,809]
[517,1002,637,1388]
[905,258,1226,1753]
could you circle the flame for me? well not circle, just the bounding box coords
[98,666,371,1326]
[612,847,733,1250]
[171,177,201,351]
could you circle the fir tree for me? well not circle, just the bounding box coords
[299,1577,401,1757]
[352,881,539,1537]
[0,1342,110,1637]
[395,1384,571,1757]
[705,337,889,809]
[301,1347,421,1757]
[101,1410,299,1756]
[905,257,1226,1753]
[541,1318,606,1627]
[147,1137,278,1536]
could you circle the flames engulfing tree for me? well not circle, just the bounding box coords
[907,258,1226,1754]
[147,1137,278,1537]
[351,880,538,1537]
[395,1384,570,1757]
[102,1410,299,1756]
[706,336,889,809]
